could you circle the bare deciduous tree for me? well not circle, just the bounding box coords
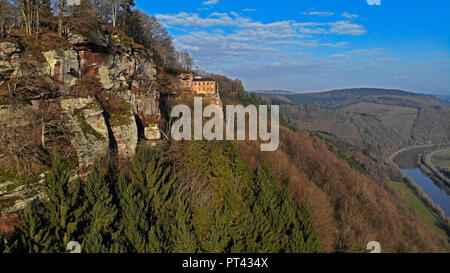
[0,0,18,36]
[54,0,69,36]
[16,0,41,34]
[178,50,194,71]
[133,10,180,69]
[110,0,119,27]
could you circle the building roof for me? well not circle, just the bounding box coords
[193,77,216,82]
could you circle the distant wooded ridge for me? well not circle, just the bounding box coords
[256,87,450,157]
[254,88,450,106]
[253,88,435,97]
[250,90,295,95]
[436,95,450,103]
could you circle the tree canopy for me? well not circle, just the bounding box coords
[2,144,320,253]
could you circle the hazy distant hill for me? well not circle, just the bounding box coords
[279,104,408,156]
[251,90,295,95]
[261,88,450,153]
[436,95,450,103]
[262,88,438,108]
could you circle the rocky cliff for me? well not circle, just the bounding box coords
[0,25,163,229]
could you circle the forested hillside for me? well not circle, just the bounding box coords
[261,88,450,154]
[0,1,449,253]
[278,104,407,157]
[211,77,450,252]
[0,145,319,253]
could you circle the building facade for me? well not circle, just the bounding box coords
[192,77,217,95]
[178,74,218,95]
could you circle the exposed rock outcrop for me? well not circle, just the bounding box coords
[43,49,80,91]
[117,89,161,140]
[0,26,163,218]
[0,41,21,88]
[61,96,110,178]
[106,96,138,161]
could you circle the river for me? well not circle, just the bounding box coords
[401,168,450,216]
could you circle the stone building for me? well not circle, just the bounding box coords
[192,76,217,95]
[177,74,218,96]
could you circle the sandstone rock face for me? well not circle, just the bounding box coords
[0,42,21,82]
[68,29,109,49]
[78,51,156,91]
[0,172,45,232]
[40,29,158,94]
[2,27,161,174]
[40,29,161,145]
[61,97,110,178]
[145,124,161,140]
[110,112,138,161]
[108,97,138,161]
[118,89,161,140]
[43,49,80,91]
[0,42,21,55]
[0,27,163,222]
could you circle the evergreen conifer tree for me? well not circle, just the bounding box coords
[16,205,51,253]
[83,168,118,253]
[172,198,198,253]
[42,163,87,251]
[116,174,148,252]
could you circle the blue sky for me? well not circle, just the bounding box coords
[135,0,450,95]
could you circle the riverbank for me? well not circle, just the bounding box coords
[419,148,450,194]
[388,146,450,237]
[392,181,448,239]
[398,173,450,236]
[392,144,450,169]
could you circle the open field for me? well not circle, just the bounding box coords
[391,181,448,240]
[431,148,450,173]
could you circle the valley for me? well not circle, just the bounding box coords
[261,88,450,150]
[257,88,450,245]
[0,0,448,254]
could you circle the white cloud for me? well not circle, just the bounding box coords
[405,59,450,69]
[230,11,239,17]
[328,21,366,35]
[348,48,383,56]
[322,42,348,48]
[223,60,340,78]
[202,0,219,6]
[269,41,347,48]
[330,54,350,59]
[155,11,367,73]
[301,11,335,17]
[155,12,252,28]
[342,12,359,19]
[328,49,385,61]
[377,58,398,63]
[156,12,366,36]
